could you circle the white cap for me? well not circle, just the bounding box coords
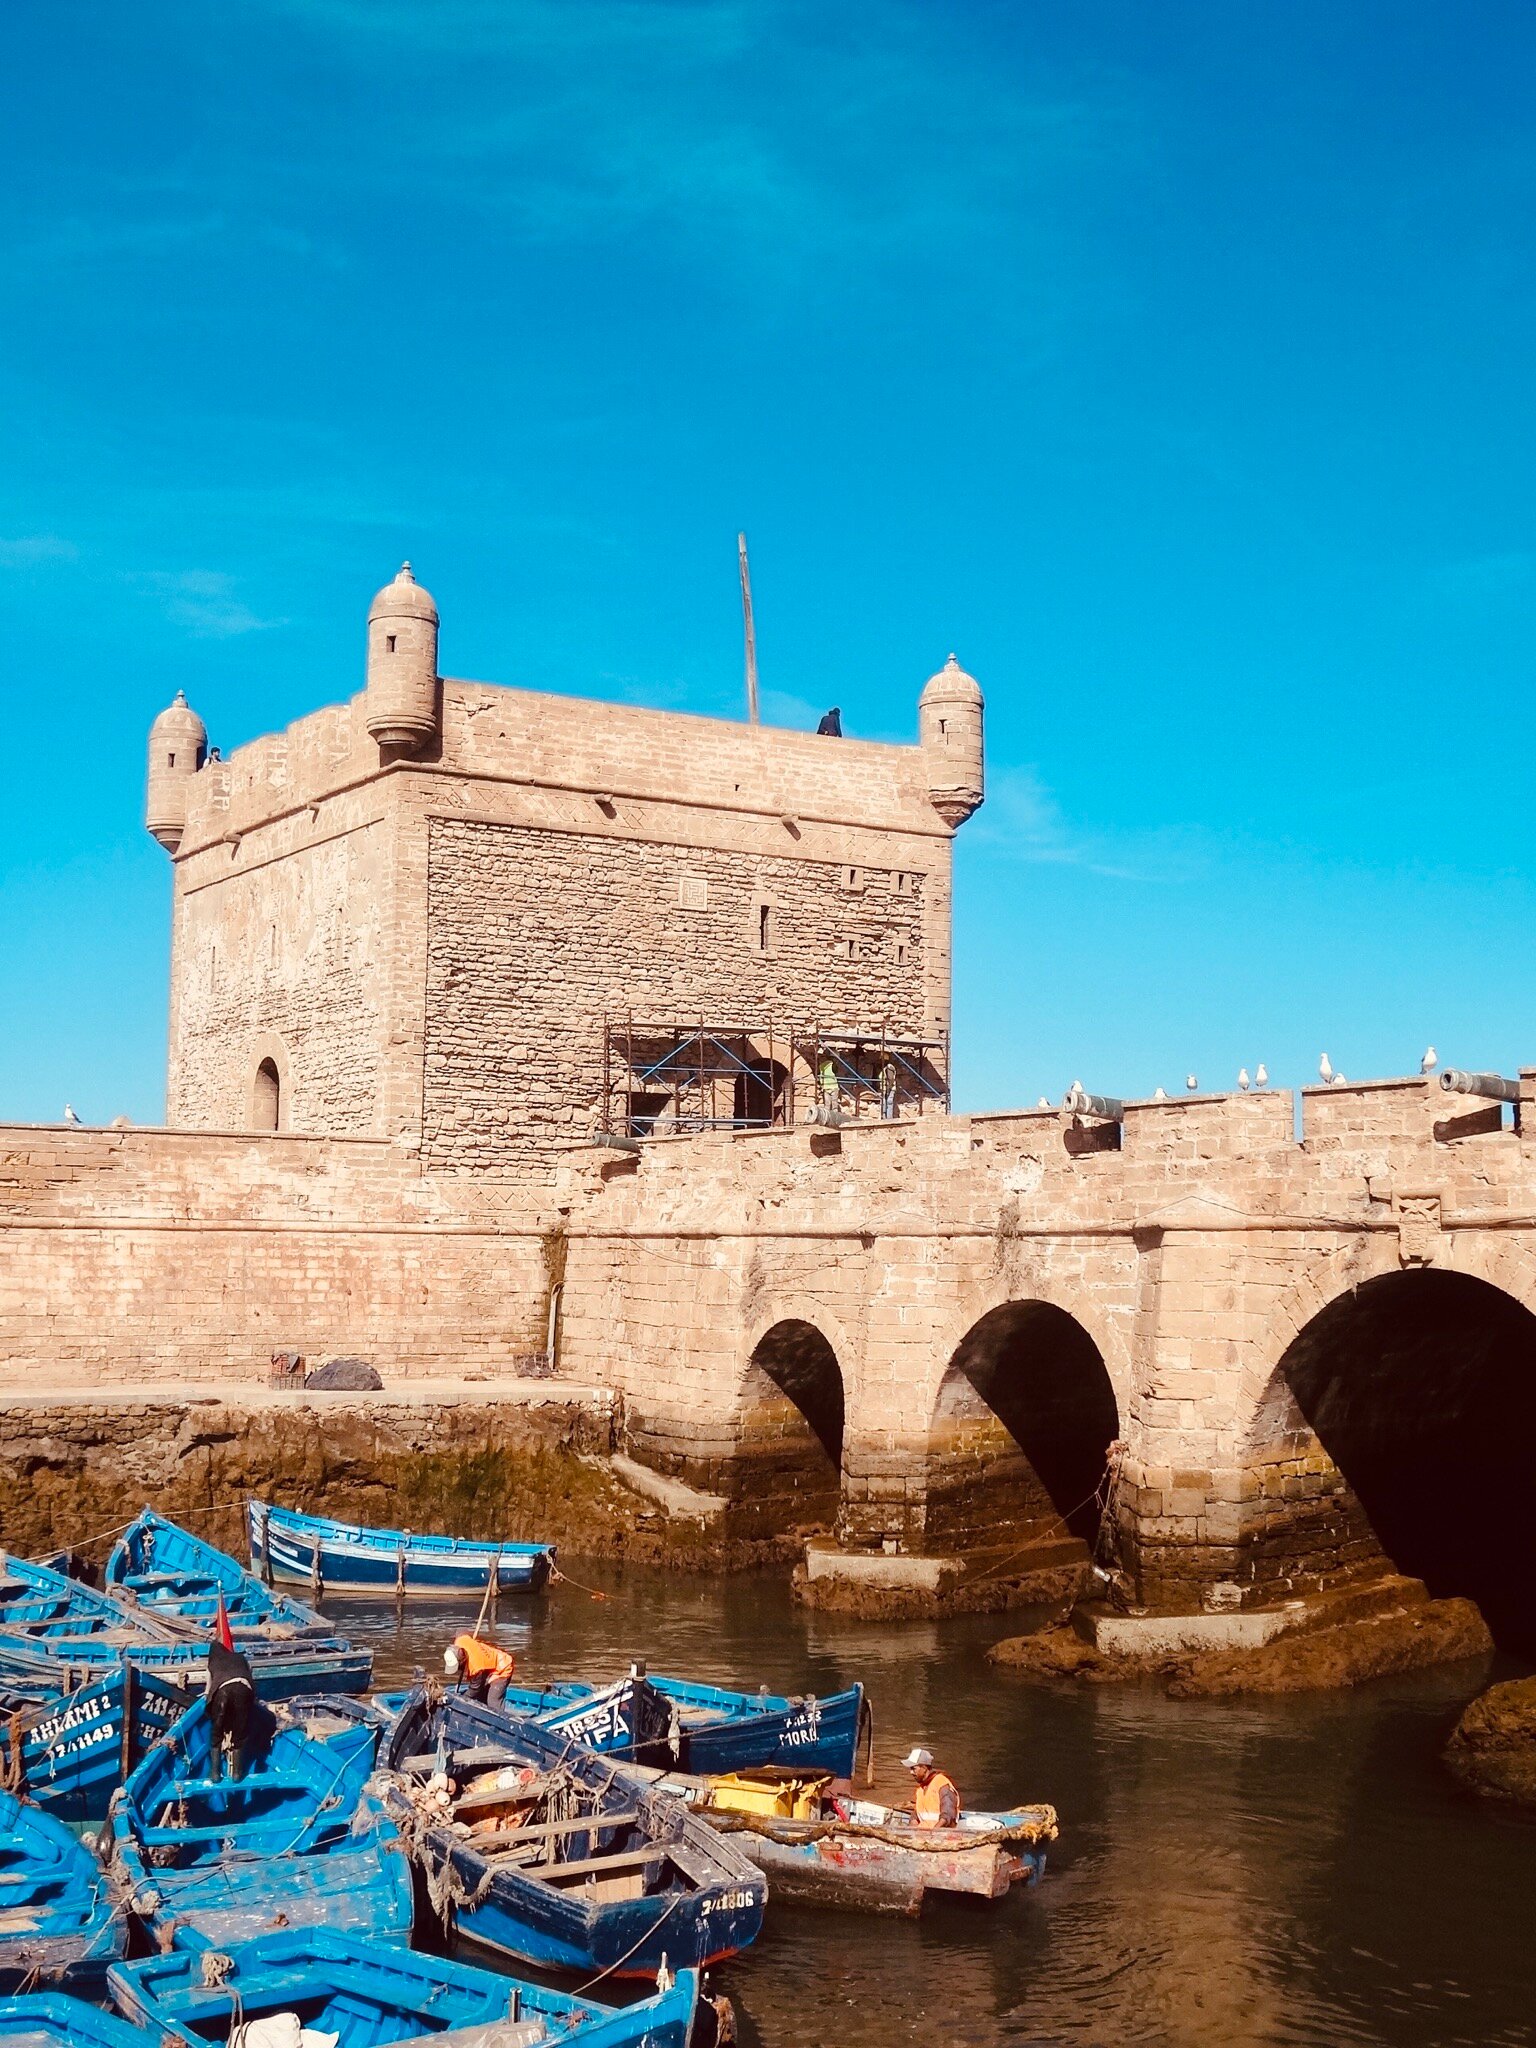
[442,1646,459,1675]
[902,1746,934,1769]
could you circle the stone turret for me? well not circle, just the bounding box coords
[145,690,207,852]
[365,562,439,755]
[919,653,984,827]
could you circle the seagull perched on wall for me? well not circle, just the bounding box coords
[63,1103,81,1125]
[1238,1068,1251,1091]
[1185,1074,1198,1091]
[1421,1045,1438,1075]
[1153,1086,1167,1101]
[1037,1096,1051,1109]
[1256,1064,1269,1088]
[1319,1053,1334,1084]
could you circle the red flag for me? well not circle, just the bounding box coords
[214,1594,234,1652]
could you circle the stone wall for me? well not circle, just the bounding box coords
[421,816,929,1174]
[0,1125,551,1384]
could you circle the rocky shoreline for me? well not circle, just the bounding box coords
[989,1581,1494,1697]
[1444,1675,1536,1809]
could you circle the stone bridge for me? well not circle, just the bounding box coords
[3,1073,1535,1640]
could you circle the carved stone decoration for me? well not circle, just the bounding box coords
[1393,1190,1443,1267]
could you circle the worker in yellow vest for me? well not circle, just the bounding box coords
[443,1632,517,1708]
[903,1745,959,1828]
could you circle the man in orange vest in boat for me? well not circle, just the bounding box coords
[903,1745,960,1828]
[443,1633,516,1708]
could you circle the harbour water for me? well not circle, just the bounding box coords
[330,1568,1535,2048]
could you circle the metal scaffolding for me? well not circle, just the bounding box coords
[600,1017,949,1139]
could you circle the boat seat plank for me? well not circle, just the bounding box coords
[526,1844,671,1885]
[464,1809,639,1849]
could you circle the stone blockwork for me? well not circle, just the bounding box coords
[161,664,962,1170]
[8,1073,1536,1622]
[422,817,927,1174]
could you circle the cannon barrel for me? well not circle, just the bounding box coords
[1065,1087,1125,1121]
[1438,1069,1520,1104]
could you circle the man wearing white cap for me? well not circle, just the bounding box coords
[902,1746,959,1829]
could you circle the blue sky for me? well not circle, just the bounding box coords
[3,1,1534,1122]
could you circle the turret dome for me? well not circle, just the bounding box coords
[149,690,208,753]
[919,653,983,707]
[368,562,438,626]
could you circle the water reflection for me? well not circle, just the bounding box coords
[323,1568,1535,2048]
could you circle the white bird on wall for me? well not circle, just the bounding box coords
[1319,1053,1334,1083]
[1037,1096,1051,1109]
[63,1103,81,1126]
[1185,1074,1198,1091]
[1421,1045,1438,1074]
[1153,1086,1167,1101]
[1238,1068,1251,1090]
[1256,1064,1269,1088]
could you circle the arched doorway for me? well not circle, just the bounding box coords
[733,1319,845,1536]
[1247,1268,1536,1649]
[927,1301,1119,1554]
[252,1058,281,1132]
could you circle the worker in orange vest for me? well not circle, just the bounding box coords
[902,1745,959,1828]
[443,1632,517,1708]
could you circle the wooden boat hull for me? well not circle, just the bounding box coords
[107,1694,413,1953]
[0,1992,151,2046]
[0,1665,192,1824]
[382,1687,767,1979]
[722,1824,1048,1916]
[0,1789,125,1999]
[104,1510,333,1643]
[108,1926,701,2047]
[657,1678,866,1779]
[248,1498,554,1595]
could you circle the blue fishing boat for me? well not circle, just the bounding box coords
[247,1497,555,1595]
[0,1992,151,2047]
[494,1667,868,1777]
[0,1552,371,1701]
[381,1686,765,1978]
[0,1789,124,1998]
[105,1510,333,1642]
[105,1691,413,1952]
[109,1927,703,2047]
[0,1663,192,1824]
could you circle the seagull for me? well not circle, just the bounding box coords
[1238,1068,1251,1091]
[1318,1053,1334,1084]
[63,1103,81,1126]
[1421,1045,1438,1075]
[1153,1085,1167,1101]
[1185,1074,1198,1091]
[1255,1064,1268,1088]
[1037,1096,1051,1109]
[1332,1071,1347,1087]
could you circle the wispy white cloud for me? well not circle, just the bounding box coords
[0,534,78,568]
[972,765,1207,885]
[128,570,285,639]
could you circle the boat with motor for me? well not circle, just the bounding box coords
[631,1762,1058,1916]
[104,1509,334,1644]
[0,1788,124,1998]
[0,1661,191,1824]
[380,1684,766,1978]
[0,1992,151,2047]
[248,1498,556,1596]
[104,1691,412,1953]
[108,1925,706,2047]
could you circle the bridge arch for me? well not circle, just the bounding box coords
[1243,1265,1536,1649]
[733,1312,848,1538]
[925,1297,1121,1555]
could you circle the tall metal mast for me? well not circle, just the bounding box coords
[738,531,759,724]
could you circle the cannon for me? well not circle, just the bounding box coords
[1438,1069,1520,1104]
[1064,1085,1125,1121]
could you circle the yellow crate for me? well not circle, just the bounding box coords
[706,1770,831,1819]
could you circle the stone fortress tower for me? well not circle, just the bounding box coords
[146,567,984,1175]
